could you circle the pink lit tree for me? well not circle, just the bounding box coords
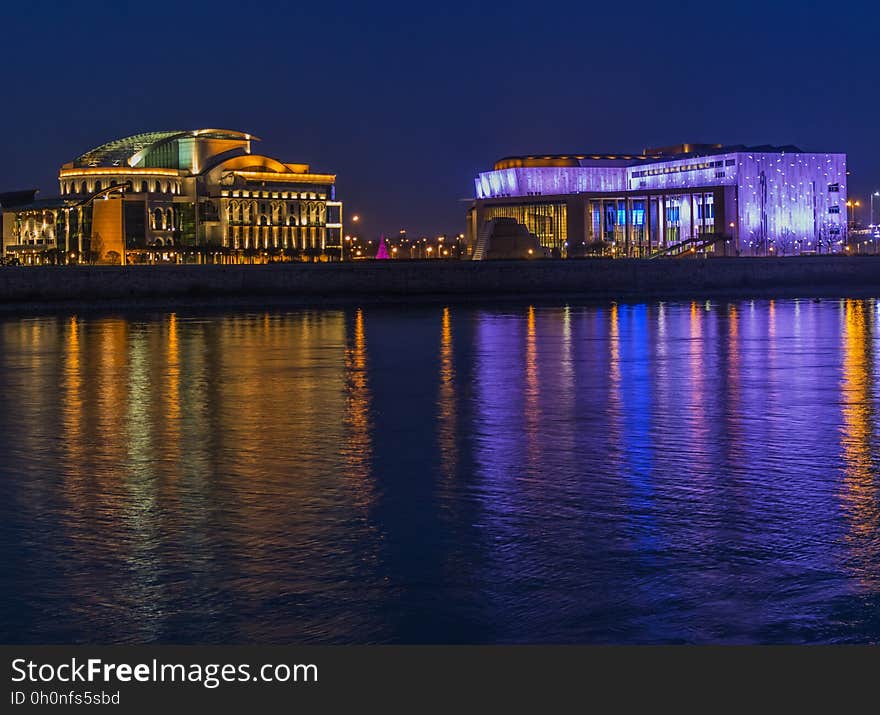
[376,235,389,259]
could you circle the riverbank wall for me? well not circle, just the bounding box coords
[1,257,880,306]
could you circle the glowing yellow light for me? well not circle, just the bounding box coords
[232,170,336,184]
[59,167,179,178]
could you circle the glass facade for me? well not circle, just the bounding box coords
[483,202,567,254]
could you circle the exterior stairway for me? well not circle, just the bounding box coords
[648,233,725,259]
[470,221,493,261]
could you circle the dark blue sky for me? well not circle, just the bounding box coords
[1,0,876,237]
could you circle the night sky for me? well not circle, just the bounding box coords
[1,0,877,237]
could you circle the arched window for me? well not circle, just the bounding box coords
[94,181,102,192]
[272,201,283,224]
[154,181,161,193]
[141,181,148,193]
[80,181,87,194]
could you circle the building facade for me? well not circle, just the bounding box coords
[466,144,848,259]
[1,129,342,264]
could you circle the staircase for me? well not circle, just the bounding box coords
[648,233,725,259]
[470,220,493,261]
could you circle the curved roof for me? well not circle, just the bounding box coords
[72,129,257,168]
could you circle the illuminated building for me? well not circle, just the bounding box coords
[1,129,342,264]
[466,143,848,258]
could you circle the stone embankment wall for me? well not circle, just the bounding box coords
[1,257,879,304]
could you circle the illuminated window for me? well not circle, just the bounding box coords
[483,202,567,253]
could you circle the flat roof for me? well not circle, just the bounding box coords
[492,144,807,170]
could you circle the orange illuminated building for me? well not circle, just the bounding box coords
[0,129,342,265]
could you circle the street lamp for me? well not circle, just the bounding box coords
[871,193,880,250]
[846,199,861,227]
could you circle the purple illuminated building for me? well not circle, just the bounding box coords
[466,143,848,258]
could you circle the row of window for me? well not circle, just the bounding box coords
[62,179,181,195]
[630,158,735,179]
[225,200,326,226]
[222,190,325,200]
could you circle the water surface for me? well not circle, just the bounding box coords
[1,298,879,643]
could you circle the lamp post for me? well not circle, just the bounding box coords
[341,215,360,262]
[845,199,860,253]
[871,193,880,253]
[846,199,861,228]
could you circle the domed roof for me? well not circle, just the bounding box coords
[72,129,257,168]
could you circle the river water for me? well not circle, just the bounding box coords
[1,298,878,643]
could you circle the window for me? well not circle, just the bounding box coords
[725,159,735,166]
[828,206,840,214]
[715,171,725,178]
[828,183,840,192]
[484,201,567,253]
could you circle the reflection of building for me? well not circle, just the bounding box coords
[467,143,847,259]
[1,129,342,264]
